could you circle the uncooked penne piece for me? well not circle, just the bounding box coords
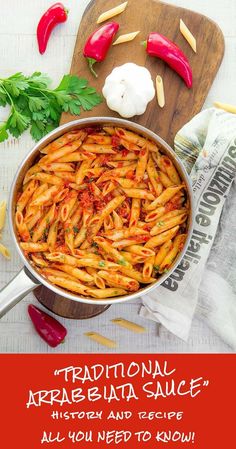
[85,332,117,348]
[0,200,7,231]
[97,1,128,24]
[156,75,165,108]
[145,225,180,248]
[112,318,146,333]
[0,243,10,259]
[20,242,48,252]
[214,102,236,114]
[180,18,196,53]
[113,30,140,45]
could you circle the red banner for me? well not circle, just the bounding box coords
[0,354,234,448]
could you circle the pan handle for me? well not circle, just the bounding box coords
[0,267,40,318]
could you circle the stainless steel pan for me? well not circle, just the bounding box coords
[0,117,193,318]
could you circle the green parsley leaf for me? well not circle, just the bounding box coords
[7,110,30,137]
[0,71,102,143]
[98,261,106,267]
[0,123,8,142]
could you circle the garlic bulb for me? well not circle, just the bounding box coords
[102,62,155,118]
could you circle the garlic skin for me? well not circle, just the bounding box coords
[102,63,155,118]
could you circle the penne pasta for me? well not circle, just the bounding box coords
[180,19,197,53]
[82,144,116,154]
[48,275,87,295]
[147,156,163,196]
[15,124,189,300]
[0,200,7,231]
[156,75,165,108]
[125,245,155,257]
[98,270,139,291]
[16,180,38,212]
[113,30,140,45]
[94,236,131,268]
[159,234,186,272]
[154,240,173,270]
[97,1,128,23]
[143,255,155,279]
[20,242,48,252]
[145,226,180,248]
[145,185,185,210]
[150,213,187,236]
[41,131,86,154]
[39,139,83,164]
[32,204,56,243]
[0,243,10,259]
[51,263,93,283]
[159,156,181,185]
[112,318,146,333]
[135,148,149,182]
[85,332,117,348]
[121,188,155,201]
[129,198,141,227]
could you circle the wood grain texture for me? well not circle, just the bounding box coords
[60,0,225,145]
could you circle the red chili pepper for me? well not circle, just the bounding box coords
[28,304,67,347]
[83,22,119,77]
[144,32,192,88]
[37,3,68,54]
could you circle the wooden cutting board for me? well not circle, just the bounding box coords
[43,0,224,319]
[61,0,225,146]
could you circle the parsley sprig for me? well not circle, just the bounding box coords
[0,72,102,142]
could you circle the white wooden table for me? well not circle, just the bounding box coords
[0,0,234,353]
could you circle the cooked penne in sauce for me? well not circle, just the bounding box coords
[16,125,190,299]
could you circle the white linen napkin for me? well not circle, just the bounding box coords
[139,108,236,349]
